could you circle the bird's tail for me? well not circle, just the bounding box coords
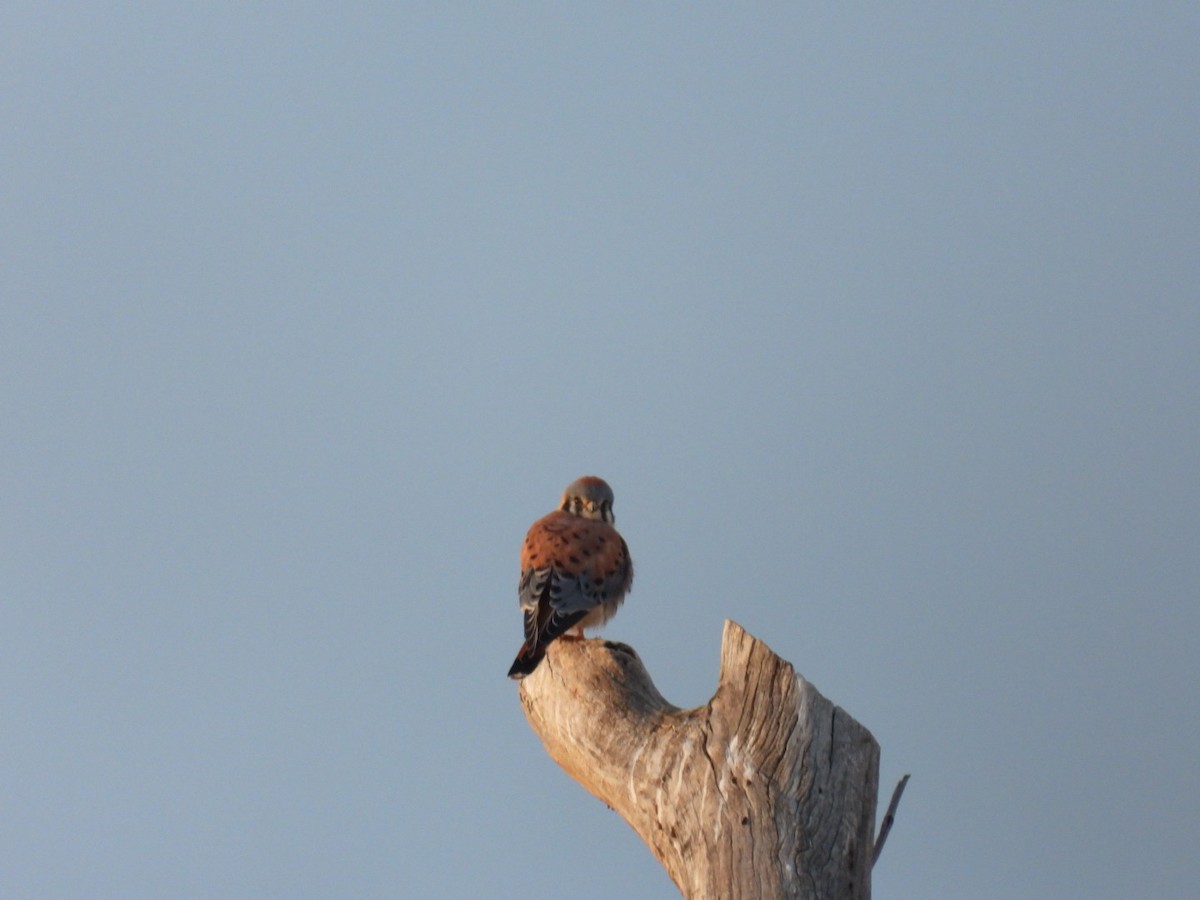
[506,641,545,679]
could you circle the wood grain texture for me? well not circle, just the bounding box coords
[517,621,879,899]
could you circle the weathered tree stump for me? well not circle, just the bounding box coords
[517,621,880,899]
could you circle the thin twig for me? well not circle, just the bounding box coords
[871,774,910,867]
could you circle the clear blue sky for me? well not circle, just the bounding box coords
[3,5,1197,898]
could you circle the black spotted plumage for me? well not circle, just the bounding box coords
[507,478,633,679]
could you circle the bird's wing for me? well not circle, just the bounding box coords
[520,511,629,608]
[518,510,631,646]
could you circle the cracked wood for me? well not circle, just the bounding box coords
[516,621,880,899]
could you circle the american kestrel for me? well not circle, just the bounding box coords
[506,476,634,680]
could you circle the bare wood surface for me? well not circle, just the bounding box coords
[517,621,880,899]
[872,774,910,866]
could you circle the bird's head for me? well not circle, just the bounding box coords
[560,475,616,523]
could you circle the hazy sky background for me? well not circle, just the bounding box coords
[3,4,1197,898]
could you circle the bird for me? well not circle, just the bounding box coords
[507,476,634,679]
